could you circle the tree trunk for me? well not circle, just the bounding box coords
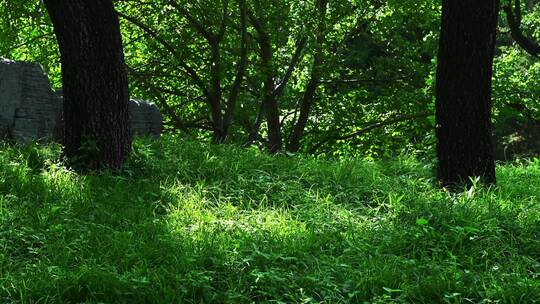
[287,64,321,153]
[287,0,328,153]
[244,30,281,152]
[44,0,131,170]
[209,39,225,143]
[265,97,282,153]
[222,0,248,142]
[259,35,282,153]
[435,0,499,187]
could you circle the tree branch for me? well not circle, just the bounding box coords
[168,0,213,41]
[503,0,540,57]
[309,112,432,154]
[273,36,307,99]
[129,66,195,132]
[223,0,249,134]
[118,11,214,103]
[217,0,230,41]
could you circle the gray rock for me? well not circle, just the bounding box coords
[129,99,163,138]
[0,58,62,143]
[0,58,162,143]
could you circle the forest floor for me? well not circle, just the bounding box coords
[0,136,539,303]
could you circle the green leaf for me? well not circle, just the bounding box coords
[416,218,429,226]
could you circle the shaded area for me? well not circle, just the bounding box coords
[0,136,539,303]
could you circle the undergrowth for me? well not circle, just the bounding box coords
[0,136,539,303]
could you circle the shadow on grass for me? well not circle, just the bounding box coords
[0,138,539,303]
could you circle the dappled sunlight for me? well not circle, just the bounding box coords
[3,0,540,300]
[1,137,540,302]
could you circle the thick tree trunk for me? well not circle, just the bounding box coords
[435,0,499,187]
[44,0,131,170]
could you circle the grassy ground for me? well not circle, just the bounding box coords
[0,136,539,303]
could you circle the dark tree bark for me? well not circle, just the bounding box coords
[44,0,131,170]
[261,37,282,154]
[243,29,273,148]
[244,11,278,152]
[435,0,499,187]
[208,37,225,143]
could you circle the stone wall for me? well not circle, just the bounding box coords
[0,58,62,143]
[0,58,162,143]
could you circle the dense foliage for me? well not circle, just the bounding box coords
[0,0,431,157]
[2,0,540,158]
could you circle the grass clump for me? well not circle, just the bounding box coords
[0,136,539,303]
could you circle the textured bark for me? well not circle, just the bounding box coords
[44,0,131,170]
[436,0,499,187]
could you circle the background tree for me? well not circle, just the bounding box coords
[242,0,309,152]
[286,0,328,153]
[43,0,131,169]
[491,0,540,160]
[117,0,250,143]
[9,0,540,160]
[503,0,540,56]
[435,0,499,187]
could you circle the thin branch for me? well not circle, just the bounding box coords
[272,36,307,99]
[129,66,191,132]
[319,78,405,84]
[217,0,230,41]
[309,112,432,154]
[8,33,54,52]
[168,0,213,41]
[118,11,213,101]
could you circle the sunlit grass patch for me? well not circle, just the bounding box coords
[0,136,539,303]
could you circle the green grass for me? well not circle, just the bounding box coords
[0,136,539,303]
